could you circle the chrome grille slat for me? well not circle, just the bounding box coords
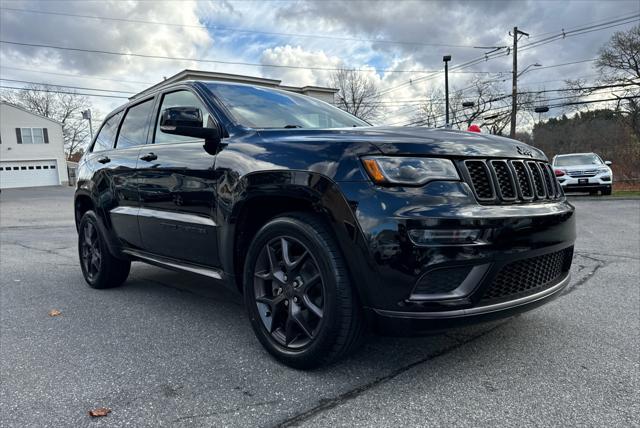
[462,159,561,204]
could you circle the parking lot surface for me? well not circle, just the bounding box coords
[1,186,638,427]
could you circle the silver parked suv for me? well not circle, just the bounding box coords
[552,152,613,195]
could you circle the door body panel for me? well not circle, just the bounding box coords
[137,142,218,266]
[86,146,143,249]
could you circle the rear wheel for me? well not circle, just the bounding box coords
[78,211,130,289]
[243,213,364,369]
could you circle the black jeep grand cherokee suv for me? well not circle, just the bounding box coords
[75,81,575,368]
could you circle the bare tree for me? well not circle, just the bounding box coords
[597,25,640,135]
[562,26,640,134]
[412,87,444,127]
[330,68,381,122]
[451,78,508,129]
[1,84,93,159]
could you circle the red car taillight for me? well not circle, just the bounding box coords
[554,169,565,177]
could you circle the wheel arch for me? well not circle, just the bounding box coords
[74,191,95,231]
[221,170,371,305]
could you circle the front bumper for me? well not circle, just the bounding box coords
[370,272,570,334]
[558,174,612,191]
[336,180,576,328]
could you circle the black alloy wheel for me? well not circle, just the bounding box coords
[80,221,102,282]
[78,211,131,289]
[253,236,325,349]
[243,213,364,369]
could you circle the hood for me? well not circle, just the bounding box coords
[555,163,609,171]
[257,126,548,161]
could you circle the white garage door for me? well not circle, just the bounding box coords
[0,160,60,189]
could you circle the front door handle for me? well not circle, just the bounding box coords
[97,156,111,164]
[140,152,158,162]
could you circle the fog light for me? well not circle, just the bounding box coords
[601,176,611,182]
[408,229,485,246]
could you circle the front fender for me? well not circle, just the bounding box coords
[217,169,374,305]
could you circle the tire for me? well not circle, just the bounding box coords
[243,212,364,369]
[589,190,598,196]
[78,211,131,289]
[602,186,612,196]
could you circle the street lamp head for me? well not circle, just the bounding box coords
[443,55,452,62]
[462,101,475,108]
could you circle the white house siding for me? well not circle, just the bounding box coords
[0,103,69,188]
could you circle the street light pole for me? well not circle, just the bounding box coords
[443,55,451,127]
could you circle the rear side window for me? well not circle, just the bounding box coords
[93,111,123,152]
[154,90,211,144]
[116,99,154,149]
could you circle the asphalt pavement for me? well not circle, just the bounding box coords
[1,186,638,427]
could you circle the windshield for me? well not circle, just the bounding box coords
[205,82,369,129]
[554,154,602,167]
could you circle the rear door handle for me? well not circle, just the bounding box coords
[140,153,158,162]
[97,156,111,164]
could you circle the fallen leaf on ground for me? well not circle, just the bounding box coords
[88,407,111,417]
[48,309,62,317]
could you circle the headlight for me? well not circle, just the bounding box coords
[597,167,609,174]
[361,156,460,185]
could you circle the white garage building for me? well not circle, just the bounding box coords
[0,102,69,189]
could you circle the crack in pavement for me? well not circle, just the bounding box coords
[575,250,640,261]
[561,253,608,297]
[172,400,280,423]
[0,224,75,230]
[274,321,508,427]
[4,241,76,260]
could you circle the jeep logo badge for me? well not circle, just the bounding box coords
[517,146,533,157]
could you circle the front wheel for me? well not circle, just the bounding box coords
[243,213,364,369]
[602,186,612,196]
[78,211,131,289]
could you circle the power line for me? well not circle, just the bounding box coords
[0,78,133,94]
[390,87,637,127]
[0,6,486,49]
[0,40,506,74]
[379,14,639,96]
[529,11,640,39]
[0,66,155,85]
[0,85,129,99]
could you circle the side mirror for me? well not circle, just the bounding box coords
[160,107,221,154]
[605,160,612,166]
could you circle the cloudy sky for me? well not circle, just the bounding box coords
[1,0,638,126]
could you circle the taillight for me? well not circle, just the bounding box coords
[554,169,565,177]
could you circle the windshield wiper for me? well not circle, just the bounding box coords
[283,124,303,128]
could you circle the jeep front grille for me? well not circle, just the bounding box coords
[461,159,562,204]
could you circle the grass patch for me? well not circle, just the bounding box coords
[612,190,640,197]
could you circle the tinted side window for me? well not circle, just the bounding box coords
[93,111,123,152]
[117,99,154,149]
[154,90,211,144]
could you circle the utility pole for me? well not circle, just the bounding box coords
[510,27,529,138]
[443,55,451,127]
